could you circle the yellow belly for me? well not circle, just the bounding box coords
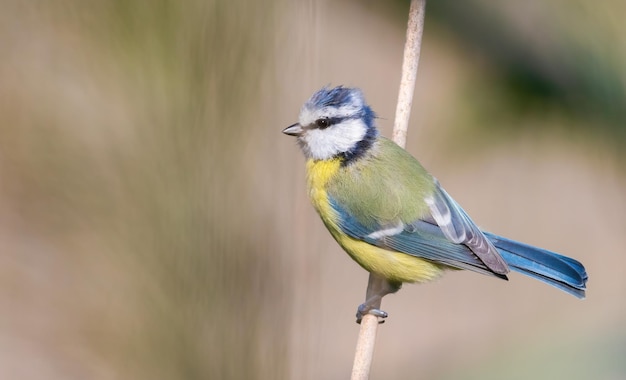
[306,158,445,284]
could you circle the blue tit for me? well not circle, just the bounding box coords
[283,86,587,322]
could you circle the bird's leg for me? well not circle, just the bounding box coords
[356,273,402,323]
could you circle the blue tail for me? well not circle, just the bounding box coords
[485,233,588,299]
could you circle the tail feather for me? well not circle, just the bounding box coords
[485,233,588,299]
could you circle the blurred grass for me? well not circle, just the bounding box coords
[426,0,626,149]
[0,0,288,379]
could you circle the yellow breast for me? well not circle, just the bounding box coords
[305,158,444,284]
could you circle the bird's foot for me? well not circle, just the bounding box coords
[356,303,388,324]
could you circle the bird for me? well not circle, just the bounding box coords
[283,85,587,322]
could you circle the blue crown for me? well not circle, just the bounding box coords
[307,86,362,108]
[306,86,376,129]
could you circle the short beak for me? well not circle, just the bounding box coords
[282,123,304,136]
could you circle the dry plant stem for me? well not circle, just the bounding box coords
[351,1,426,379]
[392,0,427,149]
[350,313,379,380]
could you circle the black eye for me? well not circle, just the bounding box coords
[315,118,330,129]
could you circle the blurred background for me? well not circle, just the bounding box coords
[0,0,624,379]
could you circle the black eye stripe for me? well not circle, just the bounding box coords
[312,115,358,129]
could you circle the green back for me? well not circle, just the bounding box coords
[327,137,435,228]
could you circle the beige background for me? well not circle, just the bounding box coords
[0,0,624,379]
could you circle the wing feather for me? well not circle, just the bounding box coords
[425,181,509,275]
[328,196,508,278]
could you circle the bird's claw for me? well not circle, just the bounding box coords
[356,304,388,324]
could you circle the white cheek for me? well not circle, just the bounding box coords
[301,119,367,160]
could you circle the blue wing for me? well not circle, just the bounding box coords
[328,195,588,298]
[328,195,507,279]
[425,181,509,274]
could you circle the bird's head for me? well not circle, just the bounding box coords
[283,86,378,162]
